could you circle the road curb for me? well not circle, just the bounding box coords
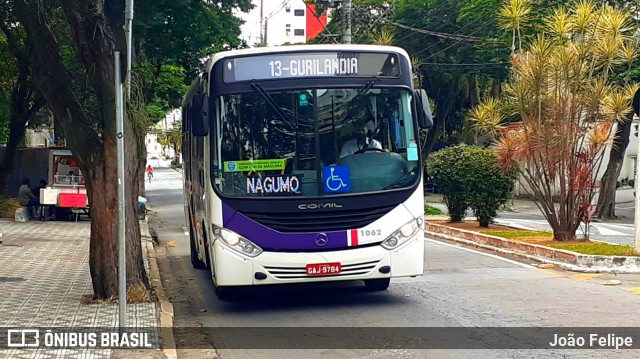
[141,222,177,359]
[425,226,640,274]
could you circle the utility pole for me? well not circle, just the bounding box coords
[633,88,640,254]
[260,0,264,46]
[124,0,134,99]
[343,0,352,44]
[114,51,127,328]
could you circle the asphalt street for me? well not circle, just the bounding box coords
[147,167,640,359]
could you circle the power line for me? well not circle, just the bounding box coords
[412,16,485,57]
[414,21,497,59]
[384,20,486,42]
[392,1,456,43]
[419,61,509,67]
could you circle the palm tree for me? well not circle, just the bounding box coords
[467,97,505,145]
[498,0,532,55]
[372,28,395,45]
[492,0,636,241]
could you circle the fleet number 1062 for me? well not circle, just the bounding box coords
[361,229,381,236]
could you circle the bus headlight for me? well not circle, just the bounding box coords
[213,226,263,257]
[381,217,423,250]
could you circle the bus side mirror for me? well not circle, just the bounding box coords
[192,94,209,137]
[414,89,433,129]
[633,88,639,117]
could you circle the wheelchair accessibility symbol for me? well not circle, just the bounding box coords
[323,166,350,193]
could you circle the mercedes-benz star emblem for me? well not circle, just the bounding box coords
[315,233,328,247]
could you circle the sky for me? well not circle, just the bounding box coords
[236,0,264,47]
[236,0,304,47]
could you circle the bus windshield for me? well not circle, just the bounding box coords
[213,87,420,198]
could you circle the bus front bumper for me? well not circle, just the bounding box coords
[212,235,424,286]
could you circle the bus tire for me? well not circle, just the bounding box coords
[190,226,206,270]
[215,286,234,301]
[203,226,212,269]
[364,278,390,291]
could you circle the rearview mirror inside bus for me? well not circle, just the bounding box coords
[414,89,433,129]
[192,94,209,136]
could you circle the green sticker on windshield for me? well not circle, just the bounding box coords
[224,159,286,172]
[299,93,309,106]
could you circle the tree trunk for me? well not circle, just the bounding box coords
[0,113,27,195]
[14,0,148,299]
[0,73,44,196]
[421,76,460,159]
[86,131,146,298]
[552,228,576,241]
[595,114,633,218]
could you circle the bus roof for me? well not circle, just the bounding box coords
[203,44,411,73]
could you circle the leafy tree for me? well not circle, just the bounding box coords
[467,97,506,145]
[0,37,10,144]
[168,123,182,157]
[594,0,640,218]
[11,0,252,299]
[493,1,637,241]
[428,146,469,222]
[135,0,252,78]
[461,146,516,226]
[428,145,516,226]
[135,61,188,123]
[0,4,46,194]
[134,0,252,122]
[391,0,511,157]
[12,0,149,298]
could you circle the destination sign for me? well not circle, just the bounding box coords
[223,52,401,83]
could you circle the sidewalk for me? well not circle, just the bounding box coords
[0,219,161,358]
[425,193,543,217]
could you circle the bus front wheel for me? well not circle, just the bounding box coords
[189,226,206,270]
[214,285,234,301]
[364,278,390,291]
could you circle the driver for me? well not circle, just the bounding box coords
[339,120,382,158]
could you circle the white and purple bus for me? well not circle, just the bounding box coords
[182,44,433,300]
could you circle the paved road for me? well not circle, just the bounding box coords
[147,168,640,359]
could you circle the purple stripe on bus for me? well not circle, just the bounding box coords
[222,205,348,250]
[222,203,236,225]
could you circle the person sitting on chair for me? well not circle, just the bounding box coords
[339,120,382,159]
[32,179,47,197]
[18,178,40,215]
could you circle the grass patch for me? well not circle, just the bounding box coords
[424,205,443,215]
[483,230,552,239]
[0,197,20,218]
[549,243,639,256]
[81,281,156,304]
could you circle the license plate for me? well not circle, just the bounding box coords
[306,262,342,276]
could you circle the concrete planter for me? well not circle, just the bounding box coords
[425,222,640,273]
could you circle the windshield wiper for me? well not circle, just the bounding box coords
[250,82,296,129]
[383,167,418,190]
[358,79,378,96]
[343,79,379,120]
